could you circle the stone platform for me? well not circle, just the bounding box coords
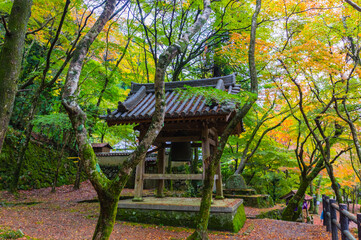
[117,197,246,232]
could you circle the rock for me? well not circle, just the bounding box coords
[225,174,247,190]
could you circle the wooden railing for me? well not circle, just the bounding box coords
[322,195,361,240]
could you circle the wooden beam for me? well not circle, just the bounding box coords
[144,174,204,180]
[155,136,201,142]
[163,142,201,148]
[209,127,217,137]
[209,138,216,147]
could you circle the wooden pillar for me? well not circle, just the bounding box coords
[156,147,166,198]
[215,160,224,199]
[201,127,210,180]
[133,155,145,202]
[211,129,223,199]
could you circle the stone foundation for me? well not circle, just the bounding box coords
[117,197,246,232]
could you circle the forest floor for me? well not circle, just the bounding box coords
[0,181,331,240]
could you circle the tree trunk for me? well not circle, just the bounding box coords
[0,0,32,153]
[187,157,217,240]
[52,132,70,192]
[325,163,343,203]
[92,192,119,240]
[11,90,41,192]
[282,177,310,221]
[61,0,211,238]
[73,159,82,190]
[187,1,261,238]
[309,180,314,213]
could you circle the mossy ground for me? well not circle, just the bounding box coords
[0,226,38,239]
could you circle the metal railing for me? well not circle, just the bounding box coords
[322,195,361,240]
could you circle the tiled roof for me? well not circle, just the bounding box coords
[95,152,163,162]
[91,143,113,149]
[101,74,242,125]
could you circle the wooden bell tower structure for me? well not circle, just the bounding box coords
[101,74,244,201]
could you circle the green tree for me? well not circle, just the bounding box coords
[0,0,32,153]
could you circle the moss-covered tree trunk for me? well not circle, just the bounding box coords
[188,158,217,239]
[0,0,32,153]
[281,156,325,221]
[188,1,261,238]
[281,177,310,221]
[93,191,120,240]
[10,0,70,192]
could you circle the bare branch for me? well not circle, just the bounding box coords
[345,0,361,12]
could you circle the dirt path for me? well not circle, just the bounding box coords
[0,181,330,239]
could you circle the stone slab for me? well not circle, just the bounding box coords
[118,197,242,213]
[117,197,246,232]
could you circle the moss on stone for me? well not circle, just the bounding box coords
[255,208,283,220]
[0,141,83,190]
[225,174,247,190]
[224,194,274,208]
[117,203,246,233]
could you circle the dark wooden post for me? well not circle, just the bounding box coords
[214,130,223,200]
[215,162,224,199]
[133,155,145,202]
[201,127,210,180]
[156,146,165,198]
[322,195,327,227]
[330,199,338,240]
[339,203,348,240]
[325,196,331,232]
[357,213,361,240]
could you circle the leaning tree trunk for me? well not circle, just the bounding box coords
[325,163,343,204]
[93,190,119,240]
[0,0,32,153]
[281,155,327,222]
[188,1,261,239]
[282,176,310,221]
[52,132,70,193]
[61,0,211,239]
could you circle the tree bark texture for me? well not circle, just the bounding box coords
[325,163,343,203]
[0,0,32,153]
[62,1,119,238]
[281,156,324,220]
[11,0,70,192]
[282,176,310,221]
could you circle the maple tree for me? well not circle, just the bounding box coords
[1,0,361,238]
